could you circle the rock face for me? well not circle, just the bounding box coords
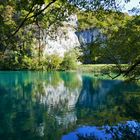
[39,73,82,127]
[76,28,101,46]
[42,15,80,57]
[43,26,80,57]
[41,14,102,57]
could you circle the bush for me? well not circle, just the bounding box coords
[0,51,39,70]
[0,51,20,70]
[45,54,63,70]
[0,49,81,71]
[60,49,79,70]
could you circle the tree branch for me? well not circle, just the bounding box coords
[123,59,140,76]
[12,4,35,36]
[28,0,57,20]
[12,0,57,37]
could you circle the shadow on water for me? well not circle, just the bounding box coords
[0,71,140,140]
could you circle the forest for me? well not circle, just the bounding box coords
[0,0,140,80]
[0,1,140,140]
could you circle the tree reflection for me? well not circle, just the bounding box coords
[0,71,82,140]
[0,71,140,140]
[76,78,140,126]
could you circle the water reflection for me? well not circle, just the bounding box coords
[77,76,120,108]
[0,71,140,140]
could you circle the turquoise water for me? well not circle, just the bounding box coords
[0,71,140,140]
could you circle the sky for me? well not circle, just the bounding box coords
[121,0,140,14]
[72,0,140,15]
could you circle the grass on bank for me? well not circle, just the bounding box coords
[77,64,129,80]
[77,64,128,73]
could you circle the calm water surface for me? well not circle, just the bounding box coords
[0,71,140,140]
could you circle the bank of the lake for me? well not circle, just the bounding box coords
[0,64,129,81]
[77,64,128,72]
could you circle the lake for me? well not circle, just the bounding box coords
[0,71,140,140]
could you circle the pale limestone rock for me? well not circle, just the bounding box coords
[38,14,103,58]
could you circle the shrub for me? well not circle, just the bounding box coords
[60,49,80,70]
[0,51,20,70]
[45,54,63,70]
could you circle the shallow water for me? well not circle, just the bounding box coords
[0,71,140,140]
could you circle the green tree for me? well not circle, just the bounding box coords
[60,49,80,70]
[104,15,140,80]
[45,54,63,70]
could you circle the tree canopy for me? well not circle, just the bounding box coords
[0,0,140,80]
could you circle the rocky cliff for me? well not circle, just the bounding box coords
[40,15,102,57]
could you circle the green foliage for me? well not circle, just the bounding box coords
[77,10,131,32]
[0,51,19,70]
[106,16,140,63]
[0,0,140,81]
[77,9,140,80]
[0,51,34,70]
[77,10,133,65]
[80,42,105,64]
[77,11,98,30]
[0,0,75,70]
[45,54,63,70]
[77,64,126,74]
[60,49,80,70]
[77,9,133,55]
